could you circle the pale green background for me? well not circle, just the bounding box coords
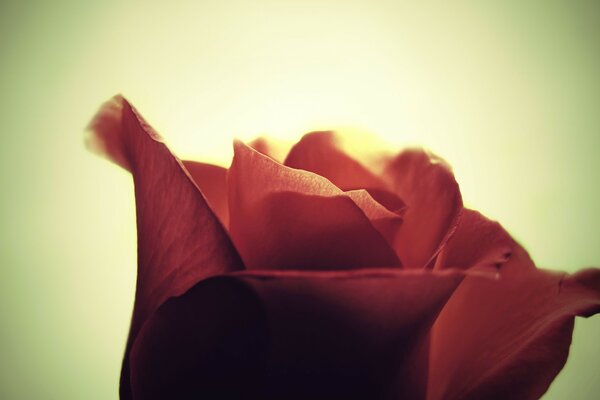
[0,1,598,398]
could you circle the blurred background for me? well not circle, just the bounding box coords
[1,0,599,398]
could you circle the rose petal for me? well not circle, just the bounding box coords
[284,132,406,212]
[275,131,407,236]
[129,268,470,399]
[345,189,405,241]
[428,265,600,400]
[249,136,290,163]
[284,131,388,191]
[382,150,463,268]
[434,208,534,272]
[182,161,229,227]
[87,95,244,399]
[228,140,402,270]
[282,132,461,268]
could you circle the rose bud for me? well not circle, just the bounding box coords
[87,95,600,400]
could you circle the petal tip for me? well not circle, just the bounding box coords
[232,138,251,154]
[85,94,130,170]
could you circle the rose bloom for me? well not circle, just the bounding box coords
[88,95,599,400]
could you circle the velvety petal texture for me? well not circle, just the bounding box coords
[434,208,534,272]
[429,266,600,400]
[87,97,600,400]
[382,150,462,268]
[228,140,402,270]
[182,161,229,227]
[129,269,468,399]
[87,96,244,399]
[282,131,462,267]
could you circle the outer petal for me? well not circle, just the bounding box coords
[86,95,244,399]
[382,150,463,268]
[228,140,402,270]
[434,208,535,272]
[428,264,600,400]
[182,161,229,227]
[129,268,471,399]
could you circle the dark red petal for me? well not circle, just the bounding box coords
[434,208,535,272]
[129,268,468,399]
[428,265,600,400]
[182,161,229,227]
[228,140,401,270]
[87,95,244,399]
[382,150,463,268]
[284,131,387,191]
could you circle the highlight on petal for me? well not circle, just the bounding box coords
[129,268,468,399]
[284,131,387,192]
[284,131,407,214]
[86,95,244,399]
[428,265,600,400]
[382,149,463,268]
[282,131,461,268]
[248,136,292,163]
[87,99,600,400]
[434,208,534,272]
[228,140,402,270]
[276,132,405,241]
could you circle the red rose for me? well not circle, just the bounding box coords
[88,95,600,400]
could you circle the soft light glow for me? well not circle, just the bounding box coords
[1,1,599,398]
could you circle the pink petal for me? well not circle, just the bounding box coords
[434,208,535,272]
[87,95,244,399]
[182,161,229,227]
[129,268,469,399]
[428,264,600,400]
[382,150,463,268]
[228,140,402,270]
